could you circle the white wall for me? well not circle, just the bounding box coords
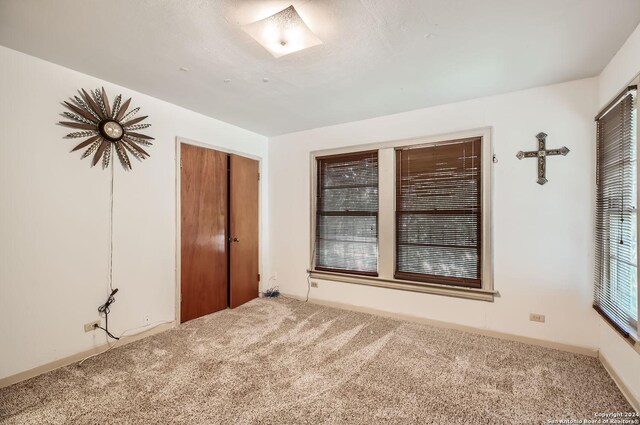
[597,23,640,407]
[269,77,599,350]
[0,46,269,380]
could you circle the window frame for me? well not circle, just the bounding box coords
[314,150,380,277]
[594,79,640,343]
[394,137,484,289]
[309,128,494,302]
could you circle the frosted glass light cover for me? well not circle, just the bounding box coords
[241,6,322,58]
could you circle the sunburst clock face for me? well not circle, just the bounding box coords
[59,87,153,170]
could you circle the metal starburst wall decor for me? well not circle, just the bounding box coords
[59,88,153,170]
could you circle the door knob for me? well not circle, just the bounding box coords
[232,237,239,242]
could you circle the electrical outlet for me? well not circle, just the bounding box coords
[144,314,150,324]
[529,313,545,323]
[310,281,318,288]
[84,320,100,332]
[271,272,278,280]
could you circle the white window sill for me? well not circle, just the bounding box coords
[308,269,497,302]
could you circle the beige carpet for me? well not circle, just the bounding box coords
[0,297,632,424]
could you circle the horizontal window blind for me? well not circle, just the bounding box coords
[395,138,482,288]
[594,87,638,338]
[315,151,378,275]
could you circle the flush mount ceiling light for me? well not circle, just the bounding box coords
[241,5,322,58]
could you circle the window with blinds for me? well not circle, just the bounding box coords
[315,151,379,275]
[594,86,639,338]
[395,138,482,288]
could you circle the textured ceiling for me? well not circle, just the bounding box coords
[1,0,640,136]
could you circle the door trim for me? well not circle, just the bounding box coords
[175,137,263,324]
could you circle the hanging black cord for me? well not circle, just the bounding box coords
[95,164,119,340]
[97,288,120,340]
[109,160,114,292]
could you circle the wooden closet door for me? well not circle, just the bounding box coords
[229,154,259,308]
[180,144,228,323]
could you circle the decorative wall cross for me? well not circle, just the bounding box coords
[516,132,569,185]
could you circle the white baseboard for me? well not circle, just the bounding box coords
[0,321,175,389]
[282,293,599,357]
[599,352,640,413]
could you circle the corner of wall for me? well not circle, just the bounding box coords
[595,19,640,411]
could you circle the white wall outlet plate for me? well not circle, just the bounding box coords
[84,320,100,332]
[529,313,545,323]
[310,281,318,288]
